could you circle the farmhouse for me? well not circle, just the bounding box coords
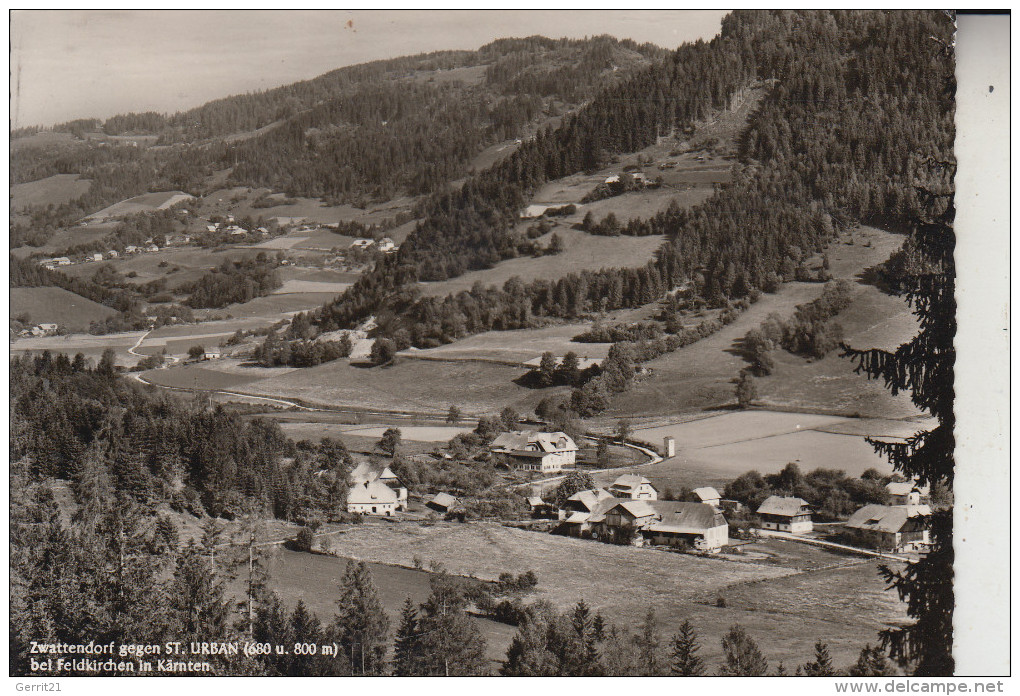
[691,486,722,507]
[31,324,60,336]
[490,430,578,473]
[607,474,658,500]
[642,501,729,552]
[591,499,658,543]
[558,495,620,538]
[125,246,138,254]
[757,496,813,534]
[377,238,397,252]
[426,492,462,514]
[562,488,615,514]
[350,238,375,249]
[886,481,927,507]
[347,479,398,516]
[350,461,407,511]
[202,349,222,360]
[527,496,562,520]
[52,257,72,266]
[206,225,218,233]
[146,244,159,252]
[106,250,119,258]
[843,504,930,553]
[89,253,104,262]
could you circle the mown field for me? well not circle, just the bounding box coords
[10,286,118,331]
[11,173,91,209]
[86,191,192,221]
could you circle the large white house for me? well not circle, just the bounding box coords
[757,496,813,534]
[347,479,398,516]
[349,461,407,511]
[490,430,578,472]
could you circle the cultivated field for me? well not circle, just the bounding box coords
[10,173,91,209]
[275,422,472,443]
[272,279,351,295]
[9,330,147,368]
[9,286,118,331]
[417,227,665,298]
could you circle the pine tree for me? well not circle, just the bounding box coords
[634,607,663,675]
[801,640,836,676]
[669,619,705,676]
[719,625,769,676]
[849,644,897,677]
[842,159,956,675]
[414,574,489,675]
[331,560,390,675]
[393,596,420,676]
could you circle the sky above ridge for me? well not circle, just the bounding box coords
[10,10,728,128]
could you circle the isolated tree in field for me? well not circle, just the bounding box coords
[446,405,462,424]
[538,351,558,387]
[378,428,401,457]
[719,625,769,676]
[615,418,632,442]
[800,640,836,676]
[735,371,757,408]
[842,161,956,675]
[370,337,396,365]
[499,406,520,430]
[596,440,611,468]
[670,620,705,676]
[331,560,390,675]
[188,344,205,360]
[551,470,597,506]
[547,232,564,255]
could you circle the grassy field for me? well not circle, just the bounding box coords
[245,357,546,416]
[308,521,905,670]
[11,173,91,209]
[86,191,192,221]
[604,410,902,491]
[10,286,118,331]
[611,227,916,419]
[272,279,351,295]
[417,227,665,298]
[398,322,613,365]
[140,364,266,391]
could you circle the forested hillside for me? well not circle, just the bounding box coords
[11,36,660,238]
[313,10,955,344]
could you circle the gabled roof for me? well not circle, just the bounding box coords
[885,481,918,496]
[757,496,811,517]
[350,461,402,486]
[609,499,658,520]
[609,474,651,491]
[565,488,614,512]
[586,496,628,524]
[845,504,929,534]
[527,496,544,507]
[648,501,726,534]
[692,486,721,501]
[490,430,577,454]
[429,492,460,509]
[347,479,398,506]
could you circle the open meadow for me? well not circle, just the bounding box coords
[398,322,613,365]
[10,286,118,331]
[11,173,91,209]
[303,520,906,670]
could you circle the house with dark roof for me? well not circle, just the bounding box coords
[490,430,578,472]
[643,501,729,552]
[757,496,813,534]
[843,504,930,552]
[607,474,657,500]
[557,495,621,538]
[562,488,615,514]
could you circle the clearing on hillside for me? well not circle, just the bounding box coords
[86,191,193,221]
[10,174,91,210]
[9,287,118,332]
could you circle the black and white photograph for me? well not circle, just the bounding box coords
[7,9,1009,686]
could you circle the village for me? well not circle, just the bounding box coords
[335,424,935,561]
